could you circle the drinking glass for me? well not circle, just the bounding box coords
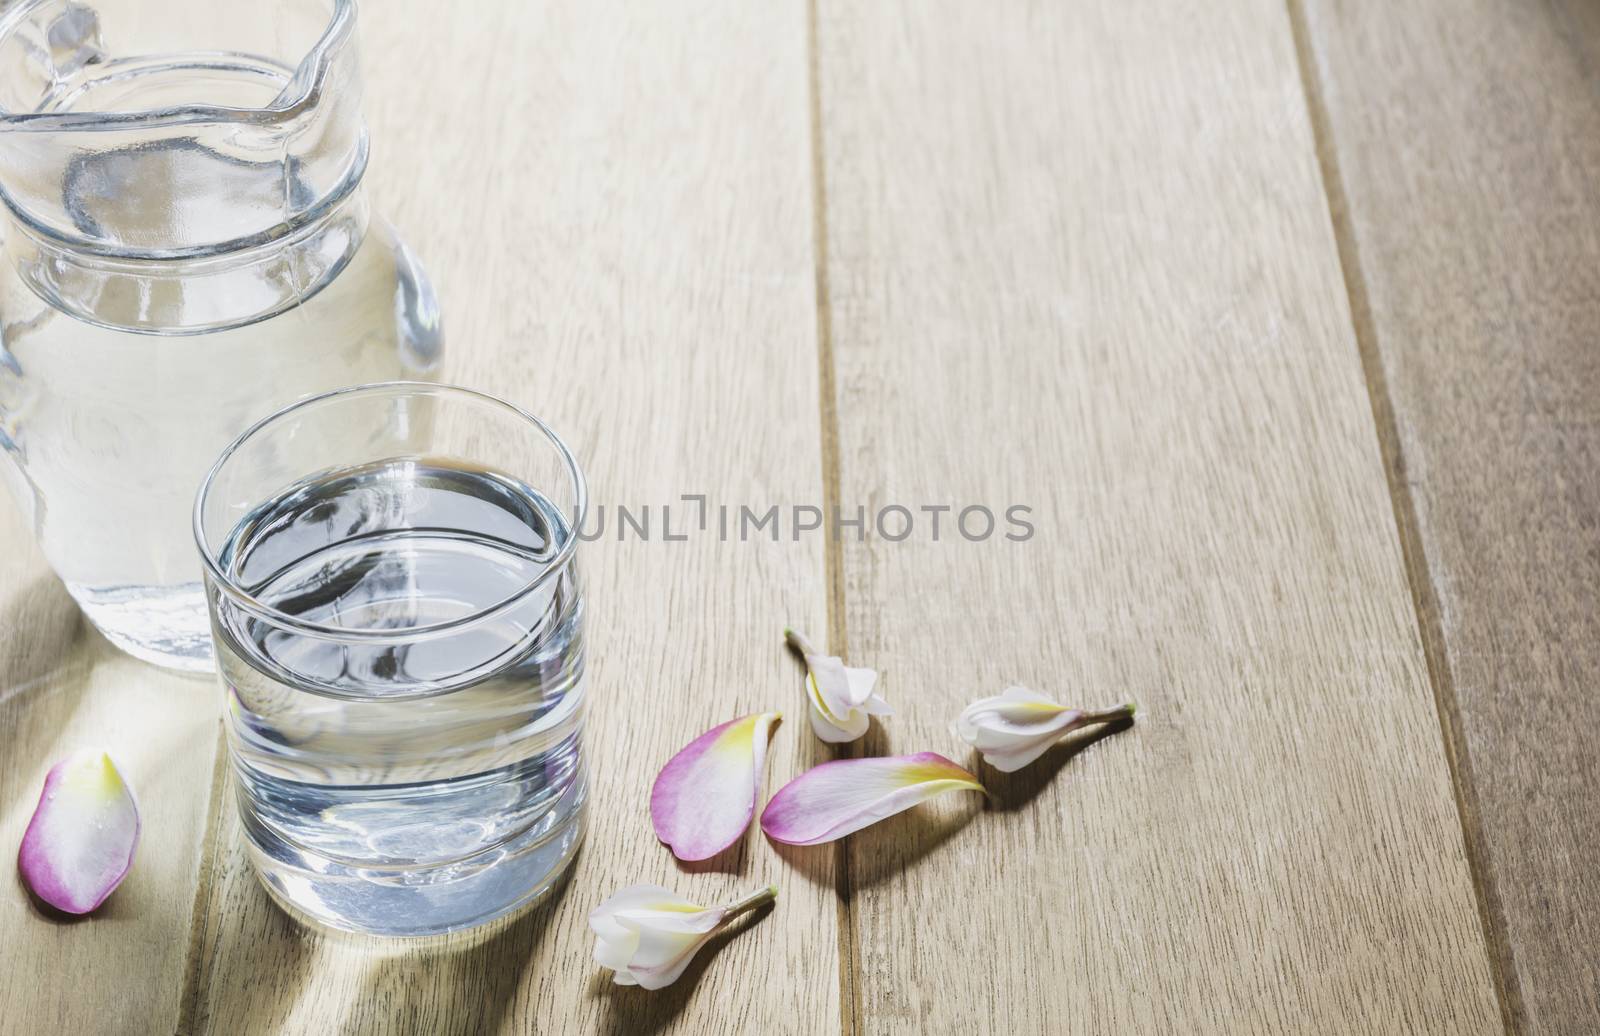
[194,383,586,936]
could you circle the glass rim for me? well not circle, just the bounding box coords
[192,380,588,643]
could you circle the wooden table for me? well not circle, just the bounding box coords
[4,0,1596,1032]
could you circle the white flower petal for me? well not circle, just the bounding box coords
[590,884,778,990]
[621,913,724,990]
[807,654,858,715]
[841,665,878,707]
[590,884,675,975]
[594,929,639,973]
[953,687,1136,772]
[589,883,684,926]
[787,628,886,744]
[969,735,1062,773]
[807,672,870,743]
[998,685,1056,705]
[861,693,894,717]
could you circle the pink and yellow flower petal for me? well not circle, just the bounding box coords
[650,712,781,861]
[760,752,984,846]
[17,750,141,914]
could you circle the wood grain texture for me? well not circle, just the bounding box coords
[1296,1,1600,1031]
[0,499,223,1036]
[4,0,1549,1032]
[813,0,1502,1032]
[180,1,836,1033]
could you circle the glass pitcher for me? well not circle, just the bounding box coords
[0,0,441,671]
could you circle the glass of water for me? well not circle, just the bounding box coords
[194,382,586,936]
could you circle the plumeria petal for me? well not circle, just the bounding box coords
[953,686,1136,772]
[650,712,781,861]
[786,627,891,743]
[760,752,984,846]
[18,750,140,914]
[590,884,778,990]
[619,909,725,988]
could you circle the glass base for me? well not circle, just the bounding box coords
[239,776,587,937]
[69,581,215,672]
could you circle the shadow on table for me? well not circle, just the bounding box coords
[763,837,837,889]
[976,717,1135,811]
[847,795,984,892]
[3,575,93,916]
[337,864,577,1036]
[587,902,775,1036]
[0,572,81,674]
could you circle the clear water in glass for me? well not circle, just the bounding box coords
[211,457,585,936]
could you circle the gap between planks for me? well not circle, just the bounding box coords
[1282,2,1522,1032]
[805,0,859,1034]
[175,726,230,1036]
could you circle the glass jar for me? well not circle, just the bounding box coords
[0,0,442,670]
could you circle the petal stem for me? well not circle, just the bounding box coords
[723,884,779,920]
[783,627,818,657]
[1080,702,1137,726]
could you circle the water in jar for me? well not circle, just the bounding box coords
[0,45,441,670]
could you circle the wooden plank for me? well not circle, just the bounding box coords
[180,1,835,1033]
[1294,0,1600,1030]
[813,1,1503,1031]
[0,501,223,1035]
